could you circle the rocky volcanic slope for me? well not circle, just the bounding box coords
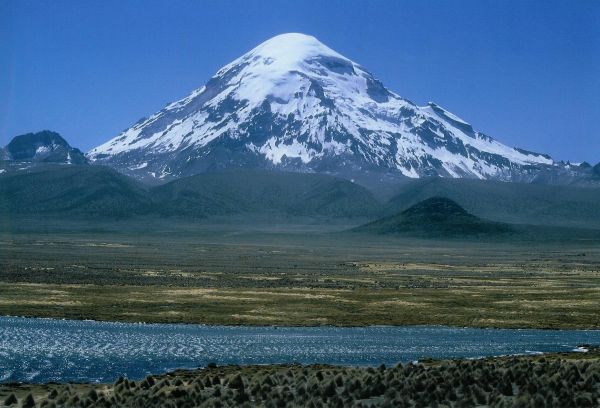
[88,33,560,183]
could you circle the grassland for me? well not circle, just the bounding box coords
[2,349,599,407]
[1,218,599,329]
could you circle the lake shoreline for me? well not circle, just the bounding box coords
[4,315,600,387]
[4,312,600,332]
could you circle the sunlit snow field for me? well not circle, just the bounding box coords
[1,316,600,384]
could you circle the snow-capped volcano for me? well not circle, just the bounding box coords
[89,33,554,181]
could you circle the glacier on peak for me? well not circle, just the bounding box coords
[88,32,554,182]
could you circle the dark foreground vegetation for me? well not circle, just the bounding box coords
[2,349,599,407]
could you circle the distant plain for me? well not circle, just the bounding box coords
[2,216,599,329]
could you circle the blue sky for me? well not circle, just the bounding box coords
[1,0,599,163]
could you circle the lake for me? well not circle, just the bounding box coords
[1,316,599,383]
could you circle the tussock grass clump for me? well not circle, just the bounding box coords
[2,349,600,407]
[3,394,17,406]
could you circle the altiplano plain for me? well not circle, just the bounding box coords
[2,219,599,329]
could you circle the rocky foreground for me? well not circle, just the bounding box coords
[1,349,599,407]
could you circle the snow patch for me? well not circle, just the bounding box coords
[257,137,319,164]
[35,146,50,155]
[129,162,148,170]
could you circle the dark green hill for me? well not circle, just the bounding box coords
[4,164,599,227]
[0,165,150,217]
[150,170,382,219]
[384,178,600,229]
[354,197,513,237]
[0,167,382,220]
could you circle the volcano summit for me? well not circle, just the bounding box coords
[89,33,555,182]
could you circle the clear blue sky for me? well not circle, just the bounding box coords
[1,0,599,163]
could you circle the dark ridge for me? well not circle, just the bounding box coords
[0,167,381,220]
[150,170,382,219]
[0,165,150,217]
[383,177,600,229]
[354,196,513,237]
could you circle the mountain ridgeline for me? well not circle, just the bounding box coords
[0,165,148,217]
[0,165,380,220]
[151,171,381,218]
[2,162,600,235]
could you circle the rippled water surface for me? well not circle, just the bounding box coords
[1,316,599,383]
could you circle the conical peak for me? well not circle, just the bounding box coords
[246,33,348,67]
[259,33,322,48]
[89,32,555,182]
[253,33,340,55]
[207,32,363,109]
[401,197,470,218]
